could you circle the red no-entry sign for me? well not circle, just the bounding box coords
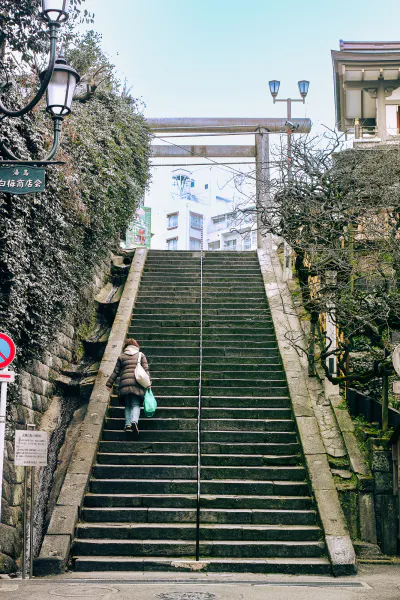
[0,333,16,370]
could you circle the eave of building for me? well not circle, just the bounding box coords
[331,49,400,130]
[331,50,400,70]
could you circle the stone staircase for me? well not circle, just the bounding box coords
[72,250,330,574]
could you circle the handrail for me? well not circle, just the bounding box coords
[195,231,204,561]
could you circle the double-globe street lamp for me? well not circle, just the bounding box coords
[268,79,310,278]
[0,0,80,163]
[269,79,310,171]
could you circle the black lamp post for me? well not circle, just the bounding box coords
[0,0,80,163]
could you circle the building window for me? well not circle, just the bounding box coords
[243,235,251,250]
[208,241,220,250]
[190,212,203,230]
[226,212,237,227]
[167,213,178,228]
[251,231,257,247]
[225,239,237,251]
[191,181,195,187]
[212,216,225,225]
[190,237,202,250]
[205,184,209,190]
[167,237,178,250]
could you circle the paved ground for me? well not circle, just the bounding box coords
[1,565,400,600]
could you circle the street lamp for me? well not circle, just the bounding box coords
[298,80,310,101]
[41,0,71,23]
[268,77,310,165]
[268,78,310,279]
[0,0,80,163]
[269,80,280,100]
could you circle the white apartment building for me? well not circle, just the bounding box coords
[206,209,257,252]
[159,169,257,251]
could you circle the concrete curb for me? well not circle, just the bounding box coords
[258,248,357,576]
[33,249,148,576]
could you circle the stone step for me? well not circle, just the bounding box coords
[101,430,297,443]
[97,453,196,465]
[135,347,200,356]
[147,377,287,388]
[72,538,325,558]
[89,479,309,496]
[138,287,264,294]
[92,465,305,482]
[130,333,278,343]
[81,506,317,525]
[202,378,287,387]
[109,396,291,408]
[107,407,291,419]
[149,369,286,379]
[73,556,331,574]
[141,273,263,280]
[84,493,313,510]
[96,452,299,467]
[131,320,275,329]
[103,418,295,432]
[140,276,263,283]
[150,365,286,374]
[199,431,298,443]
[138,290,266,297]
[148,356,282,365]
[99,441,300,455]
[131,327,277,337]
[135,303,200,310]
[133,308,272,317]
[102,430,198,442]
[138,348,281,358]
[136,301,268,308]
[76,523,321,542]
[200,386,289,397]
[117,385,290,398]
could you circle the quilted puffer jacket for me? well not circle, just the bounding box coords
[106,346,151,402]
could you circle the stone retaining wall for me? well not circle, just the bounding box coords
[0,253,113,573]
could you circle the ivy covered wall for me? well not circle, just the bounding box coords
[0,31,151,381]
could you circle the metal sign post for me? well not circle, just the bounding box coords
[15,427,48,579]
[0,333,16,524]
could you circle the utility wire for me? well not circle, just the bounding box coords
[151,134,275,185]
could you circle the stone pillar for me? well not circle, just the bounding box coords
[255,129,270,250]
[377,76,388,140]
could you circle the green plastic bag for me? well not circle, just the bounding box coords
[144,388,157,418]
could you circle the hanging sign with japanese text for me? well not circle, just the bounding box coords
[0,166,45,195]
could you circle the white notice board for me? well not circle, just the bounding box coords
[15,430,48,467]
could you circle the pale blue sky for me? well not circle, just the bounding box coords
[81,0,400,127]
[79,0,400,246]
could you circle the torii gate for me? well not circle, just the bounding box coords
[147,117,311,249]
